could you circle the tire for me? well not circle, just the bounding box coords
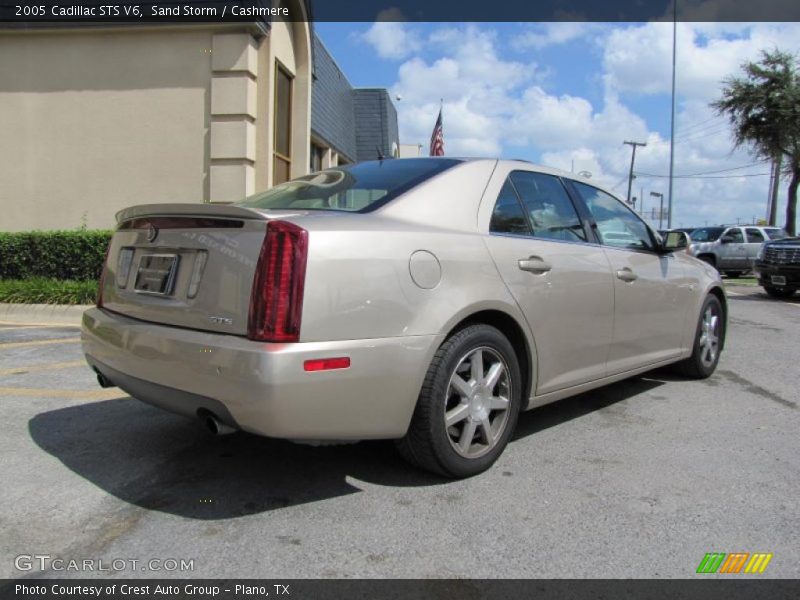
[396,324,523,478]
[724,271,742,278]
[673,295,724,379]
[764,286,796,299]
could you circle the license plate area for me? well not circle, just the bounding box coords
[134,254,180,296]
[771,275,787,286]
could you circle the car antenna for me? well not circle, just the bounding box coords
[376,146,385,161]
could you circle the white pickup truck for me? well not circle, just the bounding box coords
[689,225,788,277]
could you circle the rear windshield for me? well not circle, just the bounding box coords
[690,227,724,242]
[236,158,461,212]
[765,228,789,240]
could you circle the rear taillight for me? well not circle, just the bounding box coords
[248,221,308,342]
[96,241,112,308]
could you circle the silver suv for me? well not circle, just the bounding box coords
[689,225,788,277]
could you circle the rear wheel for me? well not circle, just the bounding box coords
[674,295,724,379]
[396,324,522,478]
[764,286,796,298]
[724,271,743,278]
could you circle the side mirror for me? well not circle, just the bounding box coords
[720,235,734,244]
[663,231,689,252]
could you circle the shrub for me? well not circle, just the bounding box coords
[0,230,112,281]
[0,278,98,305]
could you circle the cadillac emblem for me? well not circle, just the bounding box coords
[146,223,158,242]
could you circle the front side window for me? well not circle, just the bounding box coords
[509,172,587,242]
[745,228,765,243]
[723,228,744,243]
[572,182,655,251]
[489,180,532,235]
[690,227,725,242]
[237,158,461,212]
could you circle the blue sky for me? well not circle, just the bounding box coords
[316,22,800,229]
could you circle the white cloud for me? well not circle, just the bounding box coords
[360,21,421,60]
[512,23,591,50]
[603,23,800,101]
[379,22,799,228]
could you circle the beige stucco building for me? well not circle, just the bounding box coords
[0,3,319,231]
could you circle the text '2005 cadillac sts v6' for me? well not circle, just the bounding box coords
[82,158,726,477]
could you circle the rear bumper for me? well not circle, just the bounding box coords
[81,308,443,440]
[754,261,800,289]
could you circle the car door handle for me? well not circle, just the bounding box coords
[616,268,638,282]
[518,256,552,274]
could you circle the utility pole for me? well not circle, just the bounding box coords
[667,0,677,228]
[640,186,644,214]
[624,140,647,206]
[768,154,782,225]
[650,192,664,229]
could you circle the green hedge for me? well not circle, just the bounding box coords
[0,278,98,304]
[0,230,112,281]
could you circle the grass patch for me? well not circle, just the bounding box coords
[723,277,758,287]
[0,278,98,305]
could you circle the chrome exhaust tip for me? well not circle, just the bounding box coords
[96,372,114,388]
[204,414,236,436]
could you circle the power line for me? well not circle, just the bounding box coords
[635,171,770,179]
[666,161,769,177]
[675,114,725,134]
[673,125,731,143]
[674,117,727,138]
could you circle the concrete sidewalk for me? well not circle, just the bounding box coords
[0,303,89,327]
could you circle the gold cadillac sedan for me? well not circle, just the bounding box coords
[82,158,726,477]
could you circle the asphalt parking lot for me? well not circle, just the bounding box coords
[1,286,798,579]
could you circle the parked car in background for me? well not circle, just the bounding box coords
[688,225,788,277]
[81,158,727,478]
[754,236,800,298]
[658,227,696,241]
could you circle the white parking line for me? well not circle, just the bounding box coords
[0,320,79,328]
[0,360,86,376]
[0,338,80,350]
[0,386,124,400]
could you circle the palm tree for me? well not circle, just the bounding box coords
[712,49,800,236]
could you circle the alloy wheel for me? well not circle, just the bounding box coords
[698,305,720,368]
[444,347,512,459]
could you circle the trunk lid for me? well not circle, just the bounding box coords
[100,204,271,336]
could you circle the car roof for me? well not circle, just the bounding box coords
[358,157,623,200]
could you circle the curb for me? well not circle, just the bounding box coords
[0,303,90,327]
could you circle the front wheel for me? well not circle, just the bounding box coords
[674,294,724,379]
[396,324,522,478]
[764,286,796,299]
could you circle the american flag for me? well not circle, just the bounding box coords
[429,107,444,156]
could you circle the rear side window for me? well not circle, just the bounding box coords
[236,158,461,212]
[765,228,789,240]
[723,228,744,243]
[490,180,532,235]
[509,172,587,242]
[572,182,655,251]
[745,228,765,243]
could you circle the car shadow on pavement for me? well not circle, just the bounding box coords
[29,375,666,521]
[512,375,666,440]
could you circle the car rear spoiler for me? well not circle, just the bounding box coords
[115,203,270,225]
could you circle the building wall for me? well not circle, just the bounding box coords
[0,28,214,231]
[353,89,399,163]
[310,36,356,162]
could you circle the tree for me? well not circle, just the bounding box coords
[712,49,800,236]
